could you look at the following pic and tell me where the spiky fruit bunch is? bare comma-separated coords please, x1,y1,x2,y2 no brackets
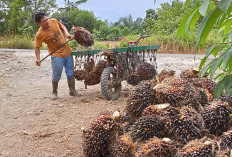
154,77,208,110
136,62,157,81
127,73,141,86
135,137,177,157
84,58,95,72
129,115,165,142
126,80,156,118
142,103,170,116
162,106,204,144
84,71,101,86
201,101,232,136
110,134,135,157
180,69,200,79
93,60,107,74
199,78,217,101
215,149,230,157
73,26,94,47
82,114,117,157
220,128,232,149
74,69,85,80
176,138,217,157
154,69,175,84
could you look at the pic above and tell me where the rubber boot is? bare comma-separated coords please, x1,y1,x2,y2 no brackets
67,77,80,96
52,81,58,100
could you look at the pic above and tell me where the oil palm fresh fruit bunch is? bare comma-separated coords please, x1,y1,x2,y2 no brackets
201,101,232,136
110,134,135,157
161,106,204,144
126,80,156,119
135,137,177,157
82,113,118,157
175,137,217,157
73,26,94,47
129,115,165,142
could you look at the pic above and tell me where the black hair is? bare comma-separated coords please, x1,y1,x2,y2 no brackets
35,12,47,23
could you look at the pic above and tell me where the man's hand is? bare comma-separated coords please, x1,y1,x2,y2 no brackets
36,60,41,66
67,34,74,40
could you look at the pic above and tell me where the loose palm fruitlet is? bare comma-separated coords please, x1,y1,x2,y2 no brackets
161,106,204,144
220,128,232,150
135,137,177,157
73,26,94,47
154,77,208,111
129,115,165,142
126,80,156,118
201,101,232,136
136,62,157,81
82,114,117,157
110,134,135,157
175,137,217,157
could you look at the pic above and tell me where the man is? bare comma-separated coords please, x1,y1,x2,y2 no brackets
34,12,80,100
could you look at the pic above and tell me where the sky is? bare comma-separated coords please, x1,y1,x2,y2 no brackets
56,0,180,22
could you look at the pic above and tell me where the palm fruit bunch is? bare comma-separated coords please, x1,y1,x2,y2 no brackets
126,80,156,119
84,71,101,86
74,69,85,80
93,60,107,74
126,72,141,86
135,137,177,157
84,60,107,86
201,101,232,136
220,128,232,150
154,77,208,111
82,113,117,157
154,69,175,84
73,26,94,47
110,134,135,157
112,110,133,133
84,58,95,73
180,69,200,79
161,106,204,144
215,149,231,157
142,103,170,117
129,115,165,142
136,62,157,81
175,137,217,157
199,78,217,101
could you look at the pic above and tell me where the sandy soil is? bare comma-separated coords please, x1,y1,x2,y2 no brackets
0,50,210,157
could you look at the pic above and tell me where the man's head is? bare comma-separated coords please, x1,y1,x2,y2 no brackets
35,12,49,29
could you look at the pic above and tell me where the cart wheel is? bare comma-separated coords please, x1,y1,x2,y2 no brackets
101,67,121,100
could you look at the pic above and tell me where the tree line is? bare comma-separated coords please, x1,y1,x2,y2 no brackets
0,0,203,41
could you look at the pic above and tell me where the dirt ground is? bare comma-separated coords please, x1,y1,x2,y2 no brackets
0,50,210,157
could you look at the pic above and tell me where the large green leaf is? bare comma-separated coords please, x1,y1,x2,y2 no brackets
209,58,221,79
196,7,223,51
219,0,232,14
177,8,199,38
215,74,232,98
186,9,201,33
199,45,221,70
199,0,209,16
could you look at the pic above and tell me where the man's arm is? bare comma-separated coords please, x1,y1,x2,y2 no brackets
35,46,41,66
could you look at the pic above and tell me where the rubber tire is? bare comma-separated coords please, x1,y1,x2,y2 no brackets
101,67,121,101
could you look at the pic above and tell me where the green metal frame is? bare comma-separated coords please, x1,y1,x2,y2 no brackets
71,45,160,56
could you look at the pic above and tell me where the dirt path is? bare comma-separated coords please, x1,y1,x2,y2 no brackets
0,50,210,157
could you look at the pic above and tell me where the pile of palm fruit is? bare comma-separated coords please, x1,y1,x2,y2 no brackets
82,69,232,157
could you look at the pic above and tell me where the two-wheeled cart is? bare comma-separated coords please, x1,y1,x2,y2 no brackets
72,35,160,100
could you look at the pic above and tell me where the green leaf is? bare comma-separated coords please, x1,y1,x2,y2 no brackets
209,58,221,79
199,0,210,16
199,45,221,70
215,76,226,98
177,8,199,38
199,62,211,78
222,49,232,68
186,9,201,34
219,0,232,14
224,19,232,35
196,7,223,52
